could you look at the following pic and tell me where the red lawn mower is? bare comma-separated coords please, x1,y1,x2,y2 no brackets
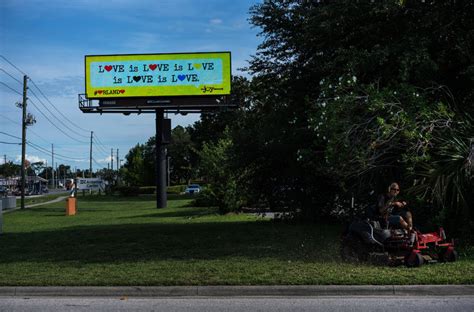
341,217,457,267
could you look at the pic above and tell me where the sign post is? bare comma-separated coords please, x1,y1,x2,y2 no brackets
156,109,167,208
79,52,234,209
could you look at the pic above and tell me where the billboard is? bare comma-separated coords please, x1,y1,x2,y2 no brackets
76,178,105,191
85,52,231,98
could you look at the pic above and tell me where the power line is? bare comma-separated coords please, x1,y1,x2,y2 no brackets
0,115,59,146
29,78,92,133
28,98,89,144
0,141,21,145
0,109,85,148
0,115,20,125
92,157,104,168
0,68,23,85
93,134,110,150
0,55,113,167
28,89,90,139
1,130,94,163
0,55,27,76
27,141,87,162
0,81,22,95
93,139,110,156
0,55,91,143
0,131,21,140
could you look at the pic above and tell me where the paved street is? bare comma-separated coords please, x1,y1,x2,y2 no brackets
0,296,473,312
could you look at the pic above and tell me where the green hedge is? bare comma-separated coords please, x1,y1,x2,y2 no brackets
115,186,140,197
167,185,186,194
134,185,187,195
139,186,156,194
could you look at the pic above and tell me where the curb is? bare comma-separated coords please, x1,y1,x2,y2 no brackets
0,285,473,297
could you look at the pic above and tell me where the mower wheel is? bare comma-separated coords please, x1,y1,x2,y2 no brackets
404,251,424,268
440,248,458,263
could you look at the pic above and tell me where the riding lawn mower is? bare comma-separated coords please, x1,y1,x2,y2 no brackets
341,216,457,267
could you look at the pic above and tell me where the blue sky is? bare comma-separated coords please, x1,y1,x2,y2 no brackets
0,0,261,170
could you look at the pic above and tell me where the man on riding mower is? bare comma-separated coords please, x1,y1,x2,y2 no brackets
377,182,413,232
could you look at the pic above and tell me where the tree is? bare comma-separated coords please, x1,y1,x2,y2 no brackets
123,144,146,186
244,0,474,226
167,126,193,184
0,161,20,177
197,131,243,213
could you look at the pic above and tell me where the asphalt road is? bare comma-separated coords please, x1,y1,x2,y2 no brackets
0,296,473,312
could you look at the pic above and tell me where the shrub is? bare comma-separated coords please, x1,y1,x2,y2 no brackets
139,186,155,194
167,185,186,194
115,186,140,197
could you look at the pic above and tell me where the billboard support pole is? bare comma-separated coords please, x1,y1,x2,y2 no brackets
156,109,167,209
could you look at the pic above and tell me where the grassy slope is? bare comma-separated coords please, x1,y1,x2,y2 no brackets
15,192,69,207
0,195,472,286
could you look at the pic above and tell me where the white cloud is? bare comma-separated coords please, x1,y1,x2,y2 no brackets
210,18,223,25
15,154,47,164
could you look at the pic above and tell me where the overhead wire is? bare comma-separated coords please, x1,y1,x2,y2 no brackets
0,81,22,95
28,98,89,144
1,55,91,144
1,115,60,146
93,134,112,153
0,68,23,85
1,55,116,170
93,139,111,156
0,55,27,76
92,157,105,168
0,131,79,160
28,88,90,139
29,78,92,133
0,141,21,145
27,141,87,162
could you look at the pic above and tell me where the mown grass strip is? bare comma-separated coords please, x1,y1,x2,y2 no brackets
1,195,473,286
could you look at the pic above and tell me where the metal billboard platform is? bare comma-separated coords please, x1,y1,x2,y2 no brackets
78,94,235,114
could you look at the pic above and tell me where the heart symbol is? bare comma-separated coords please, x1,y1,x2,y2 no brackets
104,65,112,72
193,63,201,69
98,90,103,94
119,89,125,94
178,75,186,81
133,76,141,82
149,64,157,71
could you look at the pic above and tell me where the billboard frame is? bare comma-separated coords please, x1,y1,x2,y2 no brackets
84,51,231,100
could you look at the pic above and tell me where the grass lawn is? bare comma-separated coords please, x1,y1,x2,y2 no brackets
0,194,473,286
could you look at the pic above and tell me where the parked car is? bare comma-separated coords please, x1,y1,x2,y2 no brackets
0,185,8,196
184,184,201,194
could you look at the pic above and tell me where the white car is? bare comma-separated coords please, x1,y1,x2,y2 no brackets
184,184,201,194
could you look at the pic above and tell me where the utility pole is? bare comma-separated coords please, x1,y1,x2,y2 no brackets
3,155,6,164
51,144,55,189
111,148,114,171
90,131,93,178
20,75,28,209
116,149,119,171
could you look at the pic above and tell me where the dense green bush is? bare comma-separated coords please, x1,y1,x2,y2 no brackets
115,186,140,197
139,186,156,194
167,185,186,194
